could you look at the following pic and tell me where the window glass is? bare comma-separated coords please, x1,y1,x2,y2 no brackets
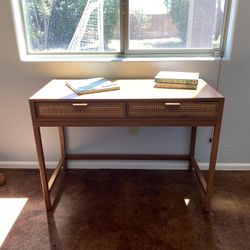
21,0,120,53
129,0,227,51
13,0,231,57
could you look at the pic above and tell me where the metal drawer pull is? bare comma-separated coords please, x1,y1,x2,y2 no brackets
164,103,181,106
72,103,88,107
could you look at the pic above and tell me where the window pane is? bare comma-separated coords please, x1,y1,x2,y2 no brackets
129,0,226,51
22,0,120,53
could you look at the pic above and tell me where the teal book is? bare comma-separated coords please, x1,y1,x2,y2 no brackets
65,78,120,95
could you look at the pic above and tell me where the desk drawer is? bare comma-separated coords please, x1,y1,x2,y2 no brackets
35,102,125,119
127,102,218,118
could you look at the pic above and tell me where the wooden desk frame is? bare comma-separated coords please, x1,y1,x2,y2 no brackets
29,79,224,212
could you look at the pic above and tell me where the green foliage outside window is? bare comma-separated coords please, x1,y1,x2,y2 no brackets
103,0,119,49
23,0,119,51
164,0,189,45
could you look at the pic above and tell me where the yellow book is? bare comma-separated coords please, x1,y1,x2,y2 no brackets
154,71,199,84
65,78,120,95
154,82,197,90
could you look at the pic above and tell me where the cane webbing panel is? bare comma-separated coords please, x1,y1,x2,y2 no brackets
128,102,217,117
36,102,125,118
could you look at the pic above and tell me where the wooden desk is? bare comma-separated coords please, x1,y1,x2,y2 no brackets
29,79,224,212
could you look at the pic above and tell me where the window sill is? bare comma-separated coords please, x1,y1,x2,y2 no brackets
19,54,218,63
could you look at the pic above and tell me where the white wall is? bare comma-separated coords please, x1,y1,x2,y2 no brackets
0,0,249,169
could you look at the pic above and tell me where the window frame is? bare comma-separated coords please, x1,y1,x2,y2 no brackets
11,0,232,61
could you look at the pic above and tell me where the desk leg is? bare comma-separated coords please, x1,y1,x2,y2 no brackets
189,126,197,171
204,124,222,212
59,127,67,169
33,125,51,210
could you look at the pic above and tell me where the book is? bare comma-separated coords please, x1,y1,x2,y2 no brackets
65,78,120,95
154,82,197,90
154,71,199,84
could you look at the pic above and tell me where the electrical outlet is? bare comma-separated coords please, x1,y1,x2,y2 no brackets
128,127,139,135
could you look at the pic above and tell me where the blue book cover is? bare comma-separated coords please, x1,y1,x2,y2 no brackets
65,78,120,95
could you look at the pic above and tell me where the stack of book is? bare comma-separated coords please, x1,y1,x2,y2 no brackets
154,71,199,90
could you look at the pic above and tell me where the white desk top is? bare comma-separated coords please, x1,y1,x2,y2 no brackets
30,79,224,101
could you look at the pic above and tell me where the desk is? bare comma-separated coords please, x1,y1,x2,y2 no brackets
29,79,224,212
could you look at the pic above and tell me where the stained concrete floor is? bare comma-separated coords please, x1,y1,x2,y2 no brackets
0,168,250,250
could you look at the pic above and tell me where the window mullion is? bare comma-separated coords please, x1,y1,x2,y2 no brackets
121,0,129,55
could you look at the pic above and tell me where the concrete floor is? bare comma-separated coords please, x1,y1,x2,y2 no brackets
0,169,249,250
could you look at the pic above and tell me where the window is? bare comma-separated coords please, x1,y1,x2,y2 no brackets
12,0,231,59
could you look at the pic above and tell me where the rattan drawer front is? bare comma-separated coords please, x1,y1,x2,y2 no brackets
35,102,125,118
128,102,218,118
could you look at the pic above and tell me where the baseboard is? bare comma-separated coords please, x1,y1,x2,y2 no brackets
0,161,250,171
